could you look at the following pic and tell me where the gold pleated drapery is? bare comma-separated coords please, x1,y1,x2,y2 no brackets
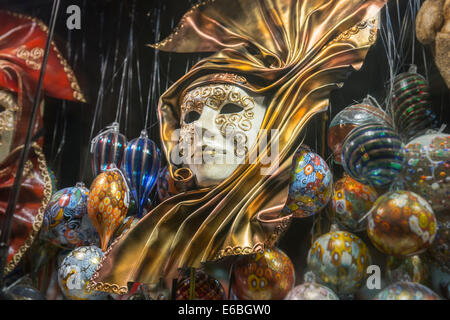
90,0,387,294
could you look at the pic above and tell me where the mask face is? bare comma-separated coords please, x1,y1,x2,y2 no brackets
0,90,19,163
179,80,267,187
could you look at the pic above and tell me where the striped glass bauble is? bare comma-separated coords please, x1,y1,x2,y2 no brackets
342,124,404,188
328,102,392,164
392,69,438,140
123,130,161,218
90,122,127,177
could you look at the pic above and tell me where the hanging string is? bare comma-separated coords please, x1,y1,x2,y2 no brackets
50,14,75,165
135,45,145,127
409,0,422,67
378,0,420,127
82,4,111,182
379,6,396,119
54,102,67,178
88,1,152,146
144,7,161,130
151,7,162,129
124,0,137,137
82,51,111,182
115,53,129,125
110,1,125,96
80,0,87,63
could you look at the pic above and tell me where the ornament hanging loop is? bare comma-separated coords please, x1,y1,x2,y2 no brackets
90,122,121,153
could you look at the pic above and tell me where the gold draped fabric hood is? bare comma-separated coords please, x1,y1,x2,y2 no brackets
90,0,387,294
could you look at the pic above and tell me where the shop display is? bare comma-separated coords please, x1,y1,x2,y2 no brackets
0,0,448,302
284,147,333,218
331,175,378,232
89,0,386,295
367,191,437,256
307,227,372,295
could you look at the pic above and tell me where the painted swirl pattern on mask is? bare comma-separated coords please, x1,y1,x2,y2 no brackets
180,81,257,161
180,83,256,136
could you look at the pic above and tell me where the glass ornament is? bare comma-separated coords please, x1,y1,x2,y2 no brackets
307,226,372,295
123,130,161,218
374,281,441,300
391,65,438,140
42,182,99,248
284,147,333,217
90,122,127,177
342,124,404,188
87,167,130,251
175,269,226,300
331,175,378,232
367,191,437,257
328,98,392,164
57,246,108,300
402,133,450,213
232,248,295,300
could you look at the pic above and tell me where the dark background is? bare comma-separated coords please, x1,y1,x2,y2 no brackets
1,0,449,296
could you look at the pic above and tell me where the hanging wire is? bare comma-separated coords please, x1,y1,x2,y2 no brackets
135,46,145,128
82,50,111,182
124,0,137,136
144,7,161,130
378,0,420,125
85,0,153,172
110,1,125,96
115,51,128,125
53,102,68,178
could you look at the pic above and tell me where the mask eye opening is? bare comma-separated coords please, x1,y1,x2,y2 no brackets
220,103,244,114
184,110,201,123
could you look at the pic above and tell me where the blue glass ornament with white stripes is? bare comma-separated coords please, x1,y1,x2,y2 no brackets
90,122,127,177
123,129,161,218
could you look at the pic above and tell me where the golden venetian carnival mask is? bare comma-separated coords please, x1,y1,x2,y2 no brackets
178,74,268,187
